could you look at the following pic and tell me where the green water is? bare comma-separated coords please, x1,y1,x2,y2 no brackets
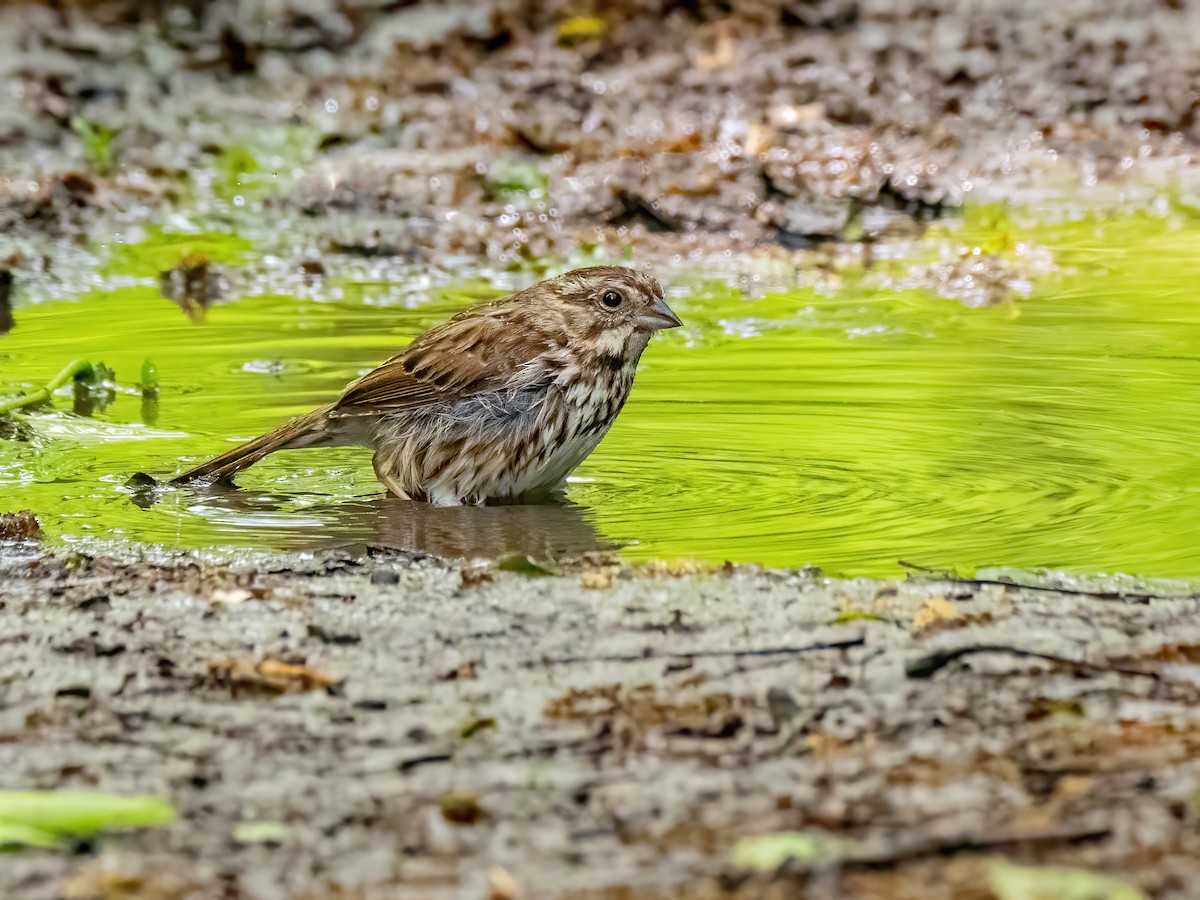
1,211,1198,576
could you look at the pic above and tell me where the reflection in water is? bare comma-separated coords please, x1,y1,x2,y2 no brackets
179,483,614,560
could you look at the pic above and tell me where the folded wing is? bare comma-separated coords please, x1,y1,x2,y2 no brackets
334,304,555,415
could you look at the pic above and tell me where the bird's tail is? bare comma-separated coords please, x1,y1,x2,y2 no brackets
172,404,337,484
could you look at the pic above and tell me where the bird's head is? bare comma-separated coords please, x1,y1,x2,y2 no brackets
520,266,681,359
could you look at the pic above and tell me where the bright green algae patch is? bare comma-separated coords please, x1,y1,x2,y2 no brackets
0,791,175,848
1,211,1198,576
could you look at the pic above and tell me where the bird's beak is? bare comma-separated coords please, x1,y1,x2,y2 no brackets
639,296,683,331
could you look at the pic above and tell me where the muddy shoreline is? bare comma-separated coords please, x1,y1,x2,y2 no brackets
2,0,1199,286
3,546,1200,897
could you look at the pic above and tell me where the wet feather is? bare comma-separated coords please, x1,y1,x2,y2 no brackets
175,266,679,505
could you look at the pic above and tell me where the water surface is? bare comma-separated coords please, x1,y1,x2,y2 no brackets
1,211,1198,576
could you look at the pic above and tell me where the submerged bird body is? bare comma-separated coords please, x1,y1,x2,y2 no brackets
174,267,680,505
365,340,642,505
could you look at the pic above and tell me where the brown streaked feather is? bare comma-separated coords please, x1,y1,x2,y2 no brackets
172,403,335,483
334,301,555,414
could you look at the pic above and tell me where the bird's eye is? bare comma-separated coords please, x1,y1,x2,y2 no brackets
601,290,623,309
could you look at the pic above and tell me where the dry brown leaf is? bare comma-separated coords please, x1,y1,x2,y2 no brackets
743,123,775,155
545,683,743,750
638,558,710,578
580,552,621,589
488,867,521,900
442,660,478,681
207,657,341,696
912,595,964,635
695,21,736,71
65,858,200,900
440,791,483,825
460,566,494,588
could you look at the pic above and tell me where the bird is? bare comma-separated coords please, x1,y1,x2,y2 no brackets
173,266,681,506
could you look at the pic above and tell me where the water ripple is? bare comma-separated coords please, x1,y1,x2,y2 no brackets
2,214,1200,576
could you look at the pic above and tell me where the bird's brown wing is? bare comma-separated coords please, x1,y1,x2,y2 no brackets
334,305,554,414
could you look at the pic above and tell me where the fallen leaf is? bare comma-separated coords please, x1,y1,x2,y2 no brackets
580,552,621,589
912,595,963,635
440,791,483,825
731,831,853,871
0,821,59,848
488,867,521,900
442,660,478,681
637,558,709,577
546,683,743,750
0,791,174,839
496,553,561,576
234,821,291,844
460,717,497,740
828,610,887,625
988,860,1144,900
558,15,607,42
579,570,612,589
744,123,775,155
65,858,199,899
209,588,251,605
306,623,361,646
207,657,341,696
460,566,494,588
696,21,736,71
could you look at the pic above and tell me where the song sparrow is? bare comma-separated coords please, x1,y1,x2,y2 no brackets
173,266,681,505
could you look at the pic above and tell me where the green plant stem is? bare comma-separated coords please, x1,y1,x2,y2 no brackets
0,359,94,416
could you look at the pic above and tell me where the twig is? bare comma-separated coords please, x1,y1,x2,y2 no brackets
897,560,1197,604
528,636,865,668
905,644,1161,680
397,751,454,772
842,825,1111,869
0,359,94,416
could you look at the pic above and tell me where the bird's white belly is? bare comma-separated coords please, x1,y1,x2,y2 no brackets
510,424,609,495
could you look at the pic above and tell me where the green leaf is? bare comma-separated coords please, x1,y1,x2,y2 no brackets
0,821,60,849
233,821,290,843
730,831,852,871
460,717,497,740
483,157,550,201
81,361,114,388
0,791,175,837
558,15,607,40
496,553,562,576
988,860,1145,900
828,610,886,625
140,358,159,392
69,115,116,174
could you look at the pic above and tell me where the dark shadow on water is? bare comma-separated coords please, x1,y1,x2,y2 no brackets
302,495,617,560
139,478,617,560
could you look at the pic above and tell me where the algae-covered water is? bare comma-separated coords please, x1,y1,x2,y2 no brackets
1,210,1198,576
